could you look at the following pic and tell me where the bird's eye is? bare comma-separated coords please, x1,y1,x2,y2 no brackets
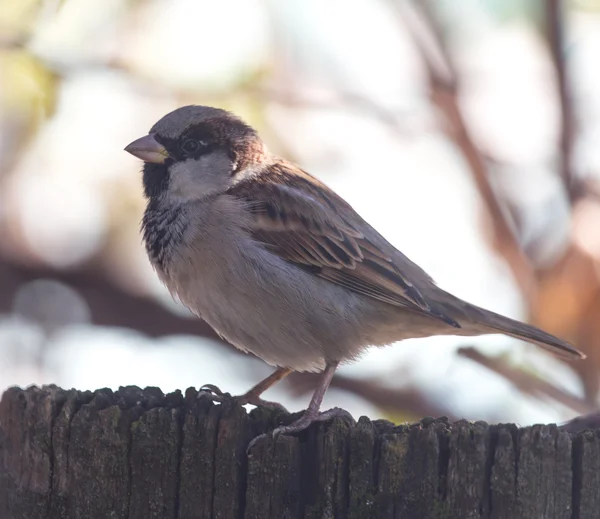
181,139,201,155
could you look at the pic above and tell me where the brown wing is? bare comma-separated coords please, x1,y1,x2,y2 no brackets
228,161,460,328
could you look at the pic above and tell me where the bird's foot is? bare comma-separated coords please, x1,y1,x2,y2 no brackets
199,384,288,412
199,384,229,403
272,407,354,437
247,407,354,453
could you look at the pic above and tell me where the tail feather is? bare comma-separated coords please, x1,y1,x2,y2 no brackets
457,300,585,360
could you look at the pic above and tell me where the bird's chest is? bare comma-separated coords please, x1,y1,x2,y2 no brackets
142,204,191,271
142,199,249,317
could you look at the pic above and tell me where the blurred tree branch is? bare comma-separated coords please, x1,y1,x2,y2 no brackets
392,0,536,297
0,256,221,341
545,0,579,202
254,87,415,138
396,0,600,405
458,346,593,414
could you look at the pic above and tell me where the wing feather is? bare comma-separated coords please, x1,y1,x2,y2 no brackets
229,161,460,328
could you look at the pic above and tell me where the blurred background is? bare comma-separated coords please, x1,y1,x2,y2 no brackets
1,0,600,426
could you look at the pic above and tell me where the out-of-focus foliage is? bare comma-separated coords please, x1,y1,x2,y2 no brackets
1,0,600,426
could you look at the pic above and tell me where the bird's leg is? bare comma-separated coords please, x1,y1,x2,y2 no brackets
247,362,354,452
271,361,353,436
236,367,292,411
200,367,292,412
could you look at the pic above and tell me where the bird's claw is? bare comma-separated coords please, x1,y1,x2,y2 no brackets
199,385,288,412
272,406,354,436
246,407,355,454
198,384,229,403
199,383,224,396
315,407,355,426
246,432,269,453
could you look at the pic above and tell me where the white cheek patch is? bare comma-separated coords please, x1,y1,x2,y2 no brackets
167,154,233,202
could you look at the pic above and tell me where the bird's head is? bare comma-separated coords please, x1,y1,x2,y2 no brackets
125,105,267,201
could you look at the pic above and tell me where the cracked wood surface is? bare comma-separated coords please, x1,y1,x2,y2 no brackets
0,386,598,519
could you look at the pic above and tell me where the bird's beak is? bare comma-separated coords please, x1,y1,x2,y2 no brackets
124,134,169,164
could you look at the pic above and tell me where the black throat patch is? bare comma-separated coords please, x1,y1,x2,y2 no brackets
142,162,171,199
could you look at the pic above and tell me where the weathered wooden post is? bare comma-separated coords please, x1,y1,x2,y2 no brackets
1,385,598,518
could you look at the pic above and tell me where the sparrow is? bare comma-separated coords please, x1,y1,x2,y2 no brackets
125,105,585,440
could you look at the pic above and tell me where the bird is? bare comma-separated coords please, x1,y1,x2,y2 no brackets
125,105,585,441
